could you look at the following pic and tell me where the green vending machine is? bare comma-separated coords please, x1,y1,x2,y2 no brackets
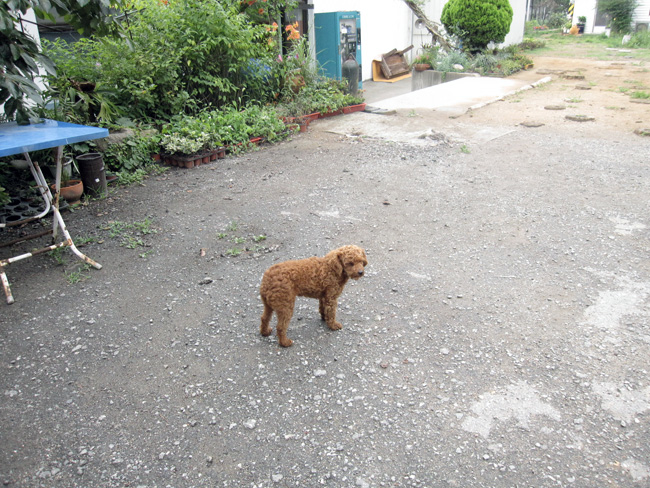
314,11,362,89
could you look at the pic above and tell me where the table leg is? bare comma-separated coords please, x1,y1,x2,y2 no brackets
51,147,63,240
1,149,102,304
0,264,15,304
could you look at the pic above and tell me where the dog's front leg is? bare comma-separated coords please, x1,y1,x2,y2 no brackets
321,296,342,330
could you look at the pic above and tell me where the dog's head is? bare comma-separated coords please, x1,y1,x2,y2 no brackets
334,245,368,280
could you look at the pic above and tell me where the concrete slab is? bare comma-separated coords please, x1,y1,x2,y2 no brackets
368,75,547,116
315,74,551,145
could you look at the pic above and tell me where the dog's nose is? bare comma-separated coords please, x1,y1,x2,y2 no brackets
358,270,364,276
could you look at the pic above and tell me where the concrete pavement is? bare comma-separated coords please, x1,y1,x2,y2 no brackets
314,72,550,145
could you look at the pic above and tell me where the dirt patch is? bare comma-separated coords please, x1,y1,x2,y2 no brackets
463,51,650,138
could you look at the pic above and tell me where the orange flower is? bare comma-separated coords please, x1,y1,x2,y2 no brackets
258,7,264,14
285,22,300,40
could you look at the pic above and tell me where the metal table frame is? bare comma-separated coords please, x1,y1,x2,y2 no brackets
0,119,109,304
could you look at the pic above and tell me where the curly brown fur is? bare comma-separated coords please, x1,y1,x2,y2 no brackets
260,245,368,347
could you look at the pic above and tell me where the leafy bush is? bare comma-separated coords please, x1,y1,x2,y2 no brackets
41,0,275,122
518,37,546,50
103,135,160,172
296,80,364,114
0,0,126,124
471,53,499,74
597,0,638,34
159,104,290,155
627,31,650,48
436,51,472,72
441,0,514,52
547,12,569,29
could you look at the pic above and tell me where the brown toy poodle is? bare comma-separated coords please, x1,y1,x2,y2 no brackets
260,245,368,347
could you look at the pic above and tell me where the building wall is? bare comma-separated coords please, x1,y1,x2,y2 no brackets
633,1,650,27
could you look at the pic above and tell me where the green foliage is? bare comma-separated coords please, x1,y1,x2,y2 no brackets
412,44,439,67
597,0,638,34
547,12,569,29
103,134,159,173
630,90,650,99
441,0,514,52
0,185,9,206
40,0,281,122
105,217,157,250
159,104,289,155
0,0,126,124
115,165,165,186
525,20,541,34
518,37,546,50
436,50,472,72
432,43,532,77
39,40,123,125
292,80,364,114
627,31,650,48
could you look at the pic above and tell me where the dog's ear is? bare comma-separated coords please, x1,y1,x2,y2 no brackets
325,249,344,275
336,249,345,274
361,249,368,266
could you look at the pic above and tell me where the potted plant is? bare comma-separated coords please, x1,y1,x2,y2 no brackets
412,53,432,71
577,16,586,34
159,132,211,168
50,159,83,205
31,147,83,205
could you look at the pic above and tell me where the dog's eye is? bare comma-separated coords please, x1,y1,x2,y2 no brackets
346,262,354,267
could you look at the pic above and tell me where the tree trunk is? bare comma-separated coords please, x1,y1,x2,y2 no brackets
402,0,452,51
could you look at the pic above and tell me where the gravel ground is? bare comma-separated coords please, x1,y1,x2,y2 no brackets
1,57,650,487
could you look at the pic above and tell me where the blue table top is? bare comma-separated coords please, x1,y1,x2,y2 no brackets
0,119,109,158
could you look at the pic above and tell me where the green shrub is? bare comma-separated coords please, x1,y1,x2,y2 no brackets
159,104,290,155
441,0,514,52
518,37,546,50
41,0,276,122
436,51,472,72
103,135,160,173
547,12,569,29
597,0,638,34
525,20,540,35
627,31,650,48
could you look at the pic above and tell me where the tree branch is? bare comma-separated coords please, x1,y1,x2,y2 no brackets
402,0,452,51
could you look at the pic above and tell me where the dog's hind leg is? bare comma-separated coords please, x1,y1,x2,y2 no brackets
260,299,273,337
319,297,326,320
275,308,294,348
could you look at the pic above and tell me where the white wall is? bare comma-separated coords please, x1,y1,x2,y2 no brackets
633,1,650,26
504,0,526,45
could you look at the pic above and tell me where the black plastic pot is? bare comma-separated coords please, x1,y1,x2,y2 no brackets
76,152,107,198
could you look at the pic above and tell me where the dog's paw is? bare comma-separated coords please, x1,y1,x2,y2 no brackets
328,321,343,331
279,338,294,347
260,326,272,337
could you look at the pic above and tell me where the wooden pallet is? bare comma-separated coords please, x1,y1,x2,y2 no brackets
380,45,413,79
